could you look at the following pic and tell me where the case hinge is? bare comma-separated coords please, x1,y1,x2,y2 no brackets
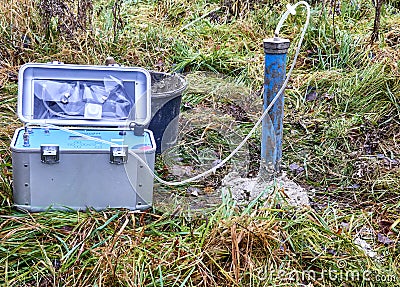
47,61,64,65
41,144,60,164
110,146,128,164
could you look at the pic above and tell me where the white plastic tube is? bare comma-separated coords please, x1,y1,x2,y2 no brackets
275,1,311,37
32,1,311,187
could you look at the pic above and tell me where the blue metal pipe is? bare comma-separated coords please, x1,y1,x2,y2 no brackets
261,37,290,176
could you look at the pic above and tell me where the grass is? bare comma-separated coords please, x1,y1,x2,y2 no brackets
0,192,398,286
1,0,400,286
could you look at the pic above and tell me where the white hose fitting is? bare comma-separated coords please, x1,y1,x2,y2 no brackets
275,1,311,37
287,4,296,15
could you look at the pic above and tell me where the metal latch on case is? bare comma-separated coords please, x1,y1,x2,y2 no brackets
110,146,128,164
40,144,60,164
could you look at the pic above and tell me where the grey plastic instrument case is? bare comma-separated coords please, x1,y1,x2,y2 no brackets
10,63,156,211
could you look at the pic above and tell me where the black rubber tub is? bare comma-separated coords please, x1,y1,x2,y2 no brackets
147,71,187,154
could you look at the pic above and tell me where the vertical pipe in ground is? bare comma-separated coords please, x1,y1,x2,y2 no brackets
260,37,290,178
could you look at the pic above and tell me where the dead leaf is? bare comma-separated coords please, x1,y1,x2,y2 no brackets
346,184,361,190
204,186,214,193
377,233,393,245
289,163,304,174
170,165,193,177
187,187,201,197
322,93,335,100
306,91,318,101
305,86,318,101
379,220,393,234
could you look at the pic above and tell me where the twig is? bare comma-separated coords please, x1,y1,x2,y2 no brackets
371,0,384,44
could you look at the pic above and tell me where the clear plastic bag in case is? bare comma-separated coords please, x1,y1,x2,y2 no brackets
33,75,134,120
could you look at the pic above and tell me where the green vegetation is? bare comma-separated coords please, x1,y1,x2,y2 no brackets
1,0,399,286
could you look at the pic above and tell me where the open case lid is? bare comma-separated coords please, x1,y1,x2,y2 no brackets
17,63,151,128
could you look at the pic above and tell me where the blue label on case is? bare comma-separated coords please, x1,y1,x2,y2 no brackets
14,128,153,151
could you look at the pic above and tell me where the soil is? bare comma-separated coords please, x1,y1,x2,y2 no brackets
220,171,310,206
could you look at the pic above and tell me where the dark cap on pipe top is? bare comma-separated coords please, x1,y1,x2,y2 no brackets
263,37,290,54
